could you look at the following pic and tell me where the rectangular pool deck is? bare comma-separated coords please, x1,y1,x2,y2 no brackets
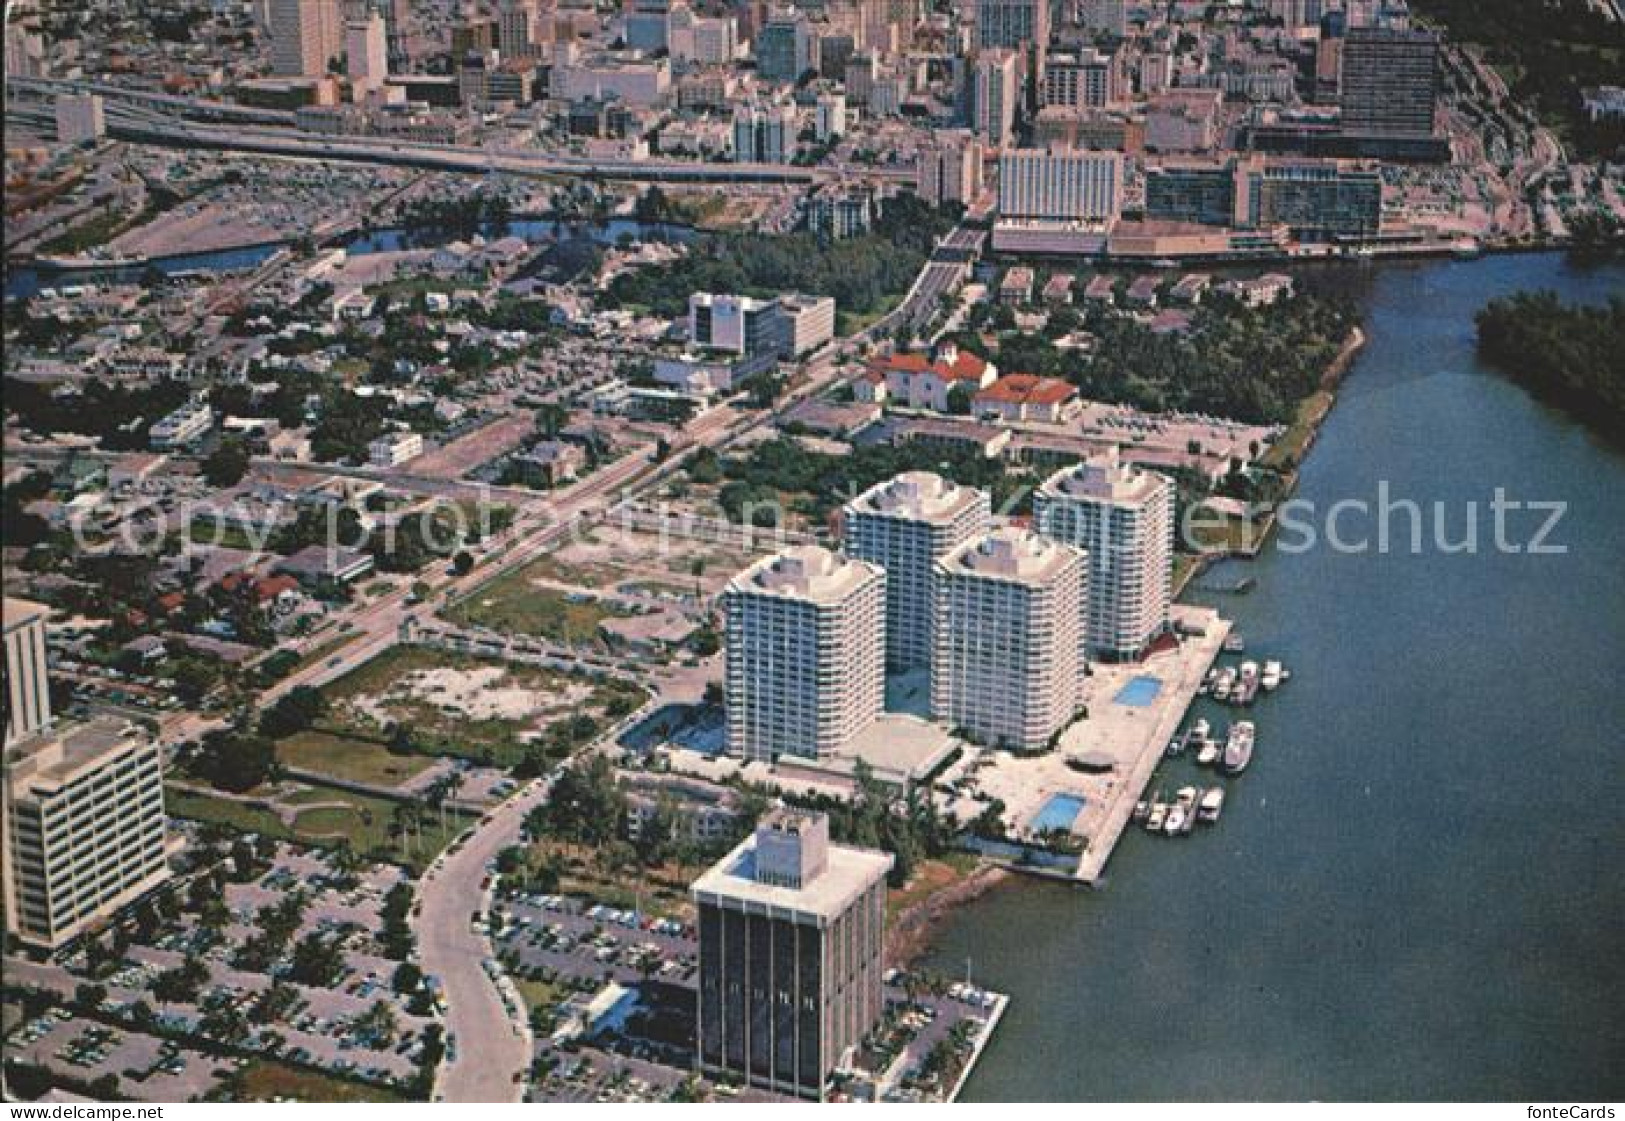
956,604,1230,887
1072,606,1231,884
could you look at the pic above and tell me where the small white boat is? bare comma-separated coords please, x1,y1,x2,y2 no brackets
1198,787,1225,823
1196,739,1221,766
1186,718,1211,747
1163,805,1188,835
1132,800,1150,822
1261,660,1284,691
1224,635,1246,653
1212,667,1237,701
1146,803,1168,831
1166,737,1183,757
1175,786,1198,810
1220,720,1256,775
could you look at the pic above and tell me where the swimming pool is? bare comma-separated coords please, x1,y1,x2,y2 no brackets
1113,675,1163,707
1030,793,1086,833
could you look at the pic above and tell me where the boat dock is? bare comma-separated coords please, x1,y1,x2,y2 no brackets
1071,608,1232,885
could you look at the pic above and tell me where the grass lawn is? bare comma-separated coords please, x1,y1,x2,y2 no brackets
168,782,471,872
364,275,461,302
886,853,978,928
1261,389,1334,470
39,208,133,256
166,787,288,839
512,975,569,1018
837,292,904,338
232,1059,411,1103
523,840,696,921
188,516,275,553
277,728,433,789
442,569,632,645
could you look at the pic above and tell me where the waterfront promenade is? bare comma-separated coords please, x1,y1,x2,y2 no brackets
1073,607,1231,883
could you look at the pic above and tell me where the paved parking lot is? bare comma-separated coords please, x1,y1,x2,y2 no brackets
491,891,1003,1103
8,1010,235,1101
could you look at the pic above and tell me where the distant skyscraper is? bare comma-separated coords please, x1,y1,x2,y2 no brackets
916,128,984,206
4,598,52,747
971,48,1019,146
693,808,892,1100
270,0,343,76
345,12,388,94
732,100,798,162
1041,48,1121,108
975,0,1047,53
932,527,1088,751
498,0,546,58
723,546,885,762
1340,26,1439,138
385,0,412,68
756,12,812,81
844,473,991,672
1075,0,1124,36
1035,447,1174,660
998,146,1122,221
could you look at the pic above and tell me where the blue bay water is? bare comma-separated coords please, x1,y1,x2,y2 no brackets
926,252,1625,1101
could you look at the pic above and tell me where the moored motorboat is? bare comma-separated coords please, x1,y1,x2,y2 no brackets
1196,738,1220,766
1220,720,1256,774
1163,804,1187,835
1198,787,1225,823
1146,802,1168,831
1262,659,1283,691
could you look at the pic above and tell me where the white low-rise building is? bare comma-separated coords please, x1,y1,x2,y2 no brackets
368,430,424,468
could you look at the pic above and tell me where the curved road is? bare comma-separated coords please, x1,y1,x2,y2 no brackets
415,777,553,1101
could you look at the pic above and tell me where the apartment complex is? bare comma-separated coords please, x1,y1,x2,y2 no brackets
969,49,1019,147
1034,448,1174,661
1340,27,1439,139
1145,155,1383,242
693,808,892,1100
915,129,984,206
843,473,991,673
932,527,1087,751
732,100,798,162
723,547,885,762
998,147,1123,222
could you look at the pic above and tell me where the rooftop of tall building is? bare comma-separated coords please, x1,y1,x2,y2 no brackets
939,525,1082,586
1038,445,1169,505
846,471,986,524
727,545,881,605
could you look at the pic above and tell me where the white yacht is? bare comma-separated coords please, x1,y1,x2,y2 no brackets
1221,720,1256,775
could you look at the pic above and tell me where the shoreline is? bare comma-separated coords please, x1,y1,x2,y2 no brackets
908,319,1369,956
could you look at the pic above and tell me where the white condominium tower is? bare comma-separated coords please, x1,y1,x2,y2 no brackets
723,546,885,763
932,527,1088,752
1035,447,1174,661
844,472,990,673
4,597,52,746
